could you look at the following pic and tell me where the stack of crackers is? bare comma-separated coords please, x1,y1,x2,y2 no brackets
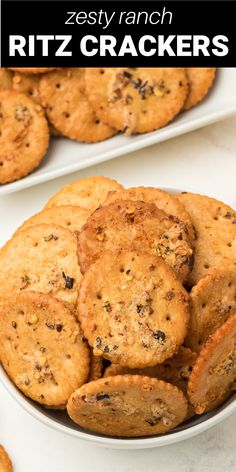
0,176,236,438
0,67,216,184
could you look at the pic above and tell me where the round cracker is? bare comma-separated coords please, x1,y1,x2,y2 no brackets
104,186,195,244
45,176,124,212
178,193,236,286
39,68,116,143
85,68,188,134
8,68,60,74
0,89,49,184
67,375,188,437
78,200,193,283
188,312,236,414
78,251,189,368
0,69,13,90
17,205,91,234
184,68,216,110
0,224,81,304
0,446,13,472
104,347,196,419
0,292,89,407
186,264,236,353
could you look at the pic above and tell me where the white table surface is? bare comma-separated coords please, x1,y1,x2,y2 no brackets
1,116,236,471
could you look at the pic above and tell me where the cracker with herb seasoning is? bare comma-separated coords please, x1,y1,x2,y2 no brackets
186,264,236,353
0,223,81,304
184,68,216,110
78,251,189,368
78,200,193,283
103,186,195,244
0,445,13,472
16,205,91,234
0,291,89,407
178,193,236,286
39,68,116,143
188,312,236,414
45,176,124,212
85,68,188,134
67,375,188,437
104,347,197,419
0,89,49,184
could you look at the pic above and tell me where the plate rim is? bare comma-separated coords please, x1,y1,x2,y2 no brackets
1,100,236,196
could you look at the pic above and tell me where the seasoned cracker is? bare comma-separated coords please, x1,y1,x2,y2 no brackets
45,176,124,212
0,446,13,472
0,69,13,90
85,68,188,134
88,350,103,381
17,205,91,234
0,224,81,304
78,251,189,368
0,292,89,407
188,312,236,414
0,90,49,184
184,68,216,110
104,186,195,244
39,68,116,143
178,193,236,285
67,375,188,437
78,200,193,282
186,264,236,353
104,347,196,419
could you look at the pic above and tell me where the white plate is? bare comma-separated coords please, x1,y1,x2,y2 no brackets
1,185,236,449
1,68,236,196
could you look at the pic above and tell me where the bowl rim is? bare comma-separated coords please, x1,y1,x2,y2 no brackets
1,184,235,449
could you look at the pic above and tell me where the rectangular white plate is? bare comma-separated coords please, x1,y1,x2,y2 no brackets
1,67,236,196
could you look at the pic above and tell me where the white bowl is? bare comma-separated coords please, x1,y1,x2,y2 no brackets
1,186,236,449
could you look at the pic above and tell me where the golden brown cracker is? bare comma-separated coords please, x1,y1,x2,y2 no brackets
78,200,193,283
0,224,81,304
78,251,189,368
67,375,188,437
104,186,195,244
39,68,116,142
188,312,236,414
0,89,49,184
0,292,89,407
186,264,236,352
178,193,236,286
85,68,188,134
45,176,124,212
